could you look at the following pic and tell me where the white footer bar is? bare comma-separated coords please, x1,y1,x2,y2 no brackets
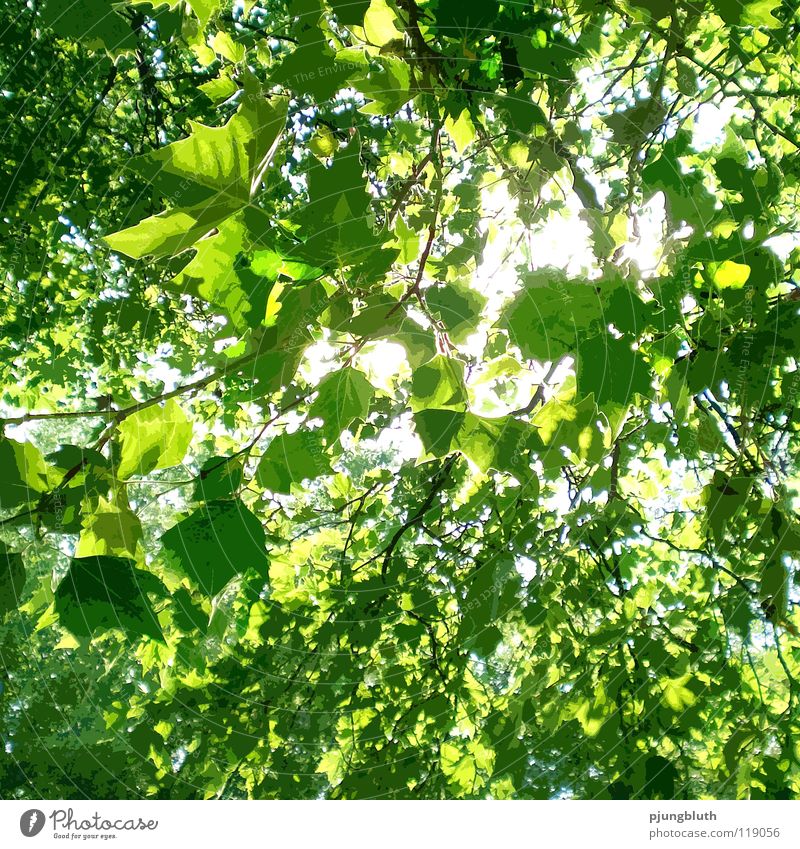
2,800,797,848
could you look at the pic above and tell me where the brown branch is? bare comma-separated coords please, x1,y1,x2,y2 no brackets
657,615,700,654
3,352,259,428
394,0,447,86
387,150,433,224
608,439,621,502
387,120,443,315
406,610,449,684
218,13,298,43
65,63,118,160
509,358,563,416
639,529,757,596
380,454,457,581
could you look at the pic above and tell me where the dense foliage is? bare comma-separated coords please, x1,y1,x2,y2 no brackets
2,0,800,800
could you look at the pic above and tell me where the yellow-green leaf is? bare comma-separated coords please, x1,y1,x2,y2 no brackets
117,399,192,479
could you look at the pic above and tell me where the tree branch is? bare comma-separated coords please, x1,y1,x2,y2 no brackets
380,454,457,581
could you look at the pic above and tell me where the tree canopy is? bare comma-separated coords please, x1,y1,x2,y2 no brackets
2,0,800,800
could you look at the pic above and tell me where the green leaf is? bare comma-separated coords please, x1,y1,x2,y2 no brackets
363,0,403,46
344,292,405,338
54,556,164,640
309,367,374,438
445,109,476,155
171,215,272,330
410,355,468,412
576,334,652,408
198,71,239,104
433,0,500,34
171,586,209,633
426,280,486,343
661,673,698,711
712,0,782,26
210,30,245,64
454,413,502,472
140,76,286,201
724,727,756,776
106,81,287,259
675,59,698,96
256,431,332,493
193,456,243,502
710,260,751,290
308,125,339,159
0,437,52,509
741,0,783,26
0,542,26,617
532,393,603,464
642,133,717,228
413,409,465,456
702,472,752,543
117,399,192,480
188,0,222,27
105,201,242,261
287,136,383,267
500,270,605,361
511,29,581,80
644,755,678,799
271,29,354,101
576,686,610,736
356,56,412,116
75,497,143,558
458,557,520,655
392,216,422,265
440,741,478,791
603,98,666,148
329,0,370,24
628,0,674,20
760,559,789,623
160,499,269,597
41,0,138,56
